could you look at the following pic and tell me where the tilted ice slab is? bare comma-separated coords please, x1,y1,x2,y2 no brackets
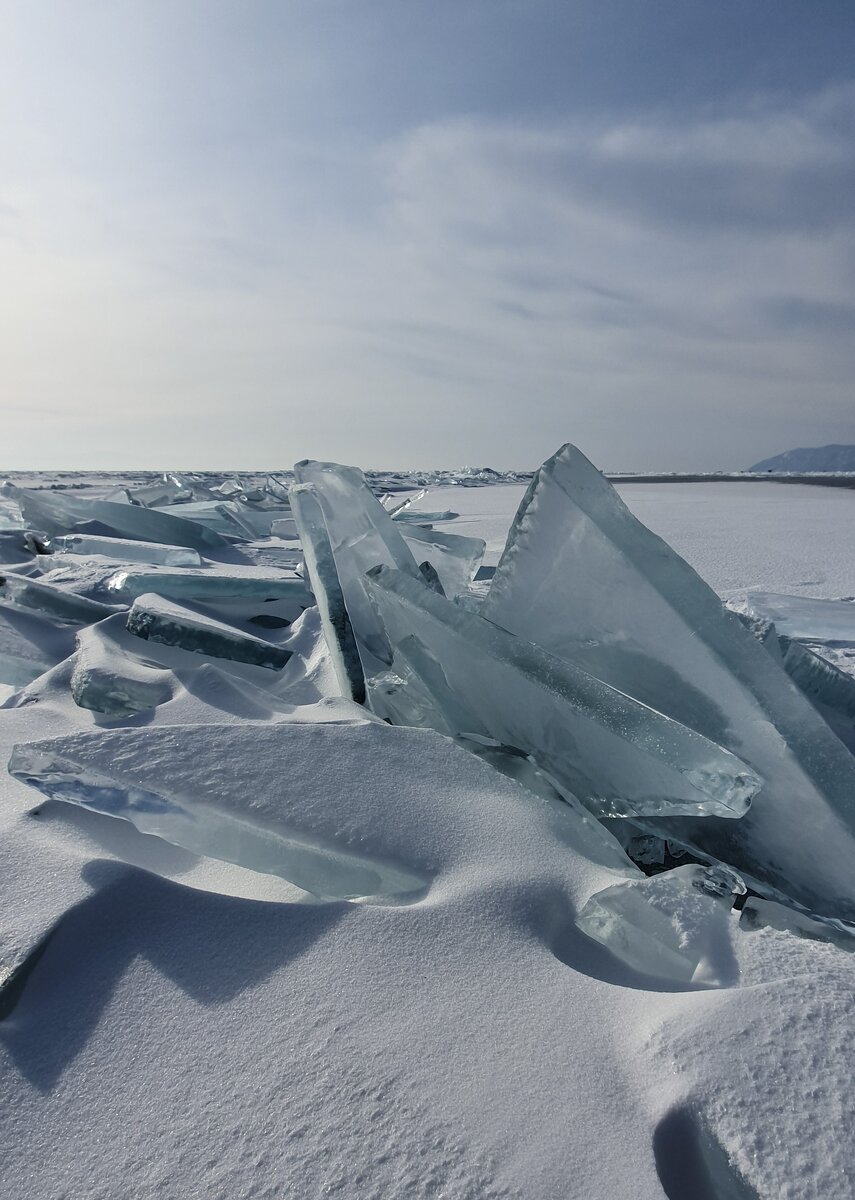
366,566,759,820
72,616,176,717
127,594,292,671
290,485,365,703
8,724,434,900
12,486,228,552
50,534,203,567
481,444,855,918
737,591,855,645
0,601,77,689
0,570,124,625
576,864,744,987
292,461,423,672
401,526,486,599
104,566,310,605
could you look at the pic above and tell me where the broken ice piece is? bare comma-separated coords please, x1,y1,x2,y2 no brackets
366,565,760,820
8,723,431,900
0,571,124,625
401,525,485,599
739,591,855,645
290,484,365,703
576,865,740,986
291,460,422,672
51,534,203,567
127,594,291,670
71,616,176,716
105,567,310,605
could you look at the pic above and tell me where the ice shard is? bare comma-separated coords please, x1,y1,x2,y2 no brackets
8,724,431,900
71,617,175,716
401,526,485,599
0,571,124,625
291,461,422,672
50,534,203,567
104,566,310,605
576,864,744,987
127,594,292,670
480,443,855,919
365,566,759,819
738,592,855,645
289,485,365,703
0,602,76,688
12,487,229,551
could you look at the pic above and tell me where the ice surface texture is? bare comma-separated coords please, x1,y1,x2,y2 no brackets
480,444,855,918
366,565,760,820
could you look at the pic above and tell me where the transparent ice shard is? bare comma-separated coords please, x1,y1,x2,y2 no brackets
12,486,228,551
50,534,203,567
576,864,744,986
291,461,422,672
391,509,460,524
270,517,298,538
290,485,365,703
779,640,855,752
385,488,427,517
72,618,175,716
738,592,855,645
8,724,430,900
127,594,292,670
401,526,485,599
481,443,855,918
0,571,123,625
739,895,855,951
365,566,759,819
104,567,310,605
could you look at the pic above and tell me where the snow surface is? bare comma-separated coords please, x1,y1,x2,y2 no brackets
1,475,854,1199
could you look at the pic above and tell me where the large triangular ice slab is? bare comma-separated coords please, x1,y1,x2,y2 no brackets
365,565,759,820
481,443,855,917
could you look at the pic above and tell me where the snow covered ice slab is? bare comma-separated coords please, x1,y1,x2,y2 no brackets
576,864,744,987
50,534,202,567
481,444,855,919
12,486,229,552
0,602,76,688
127,594,291,671
291,461,422,672
104,566,310,605
0,571,123,625
366,566,759,819
290,485,365,702
738,591,855,644
8,724,433,900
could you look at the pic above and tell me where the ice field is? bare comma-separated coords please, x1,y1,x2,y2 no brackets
1,456,855,1199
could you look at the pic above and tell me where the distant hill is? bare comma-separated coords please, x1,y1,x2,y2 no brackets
750,444,855,473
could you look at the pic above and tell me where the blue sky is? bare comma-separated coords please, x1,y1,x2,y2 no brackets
1,1,854,469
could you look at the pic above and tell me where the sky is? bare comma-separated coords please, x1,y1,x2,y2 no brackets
1,0,854,471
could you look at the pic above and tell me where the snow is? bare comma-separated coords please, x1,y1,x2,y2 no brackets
1,465,854,1198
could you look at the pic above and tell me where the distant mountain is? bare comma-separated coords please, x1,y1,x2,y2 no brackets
749,444,855,473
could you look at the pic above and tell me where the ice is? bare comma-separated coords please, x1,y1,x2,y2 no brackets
739,894,855,951
11,486,229,551
0,571,123,625
481,444,855,918
391,508,460,524
401,526,486,598
127,594,292,670
0,602,76,688
104,566,310,605
8,724,431,900
71,617,176,716
365,565,759,819
576,864,743,986
738,591,855,644
291,460,422,671
290,485,365,703
50,534,203,567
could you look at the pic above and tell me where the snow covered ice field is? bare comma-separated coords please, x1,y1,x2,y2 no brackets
1,458,855,1199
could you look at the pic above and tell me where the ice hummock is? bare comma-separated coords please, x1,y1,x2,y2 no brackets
365,564,760,820
479,444,855,918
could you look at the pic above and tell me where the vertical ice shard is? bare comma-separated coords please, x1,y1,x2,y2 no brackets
576,864,744,987
289,484,365,703
12,486,229,551
480,443,855,918
292,461,422,672
365,565,759,819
